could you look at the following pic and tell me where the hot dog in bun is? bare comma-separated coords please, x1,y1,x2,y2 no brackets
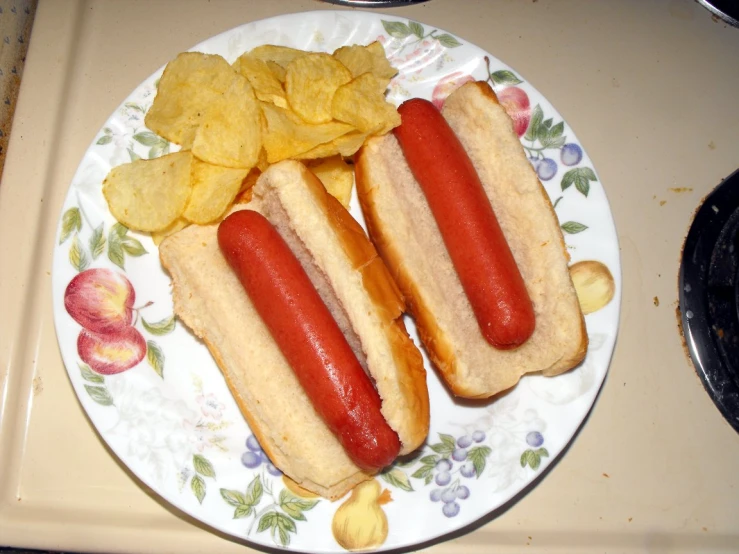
159,160,429,499
355,81,588,398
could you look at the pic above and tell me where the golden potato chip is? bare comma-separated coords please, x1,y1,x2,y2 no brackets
256,147,270,172
180,134,194,151
102,152,192,233
332,72,401,134
233,53,288,108
145,53,237,146
183,158,249,224
234,167,261,204
151,217,189,246
191,75,262,168
334,131,369,157
332,44,373,78
285,53,352,124
260,101,353,162
332,41,398,81
296,131,370,160
248,45,306,69
234,187,254,205
266,60,287,83
308,155,354,208
240,167,261,193
293,141,340,161
365,41,399,79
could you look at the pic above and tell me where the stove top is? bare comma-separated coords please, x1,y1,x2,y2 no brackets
679,168,739,433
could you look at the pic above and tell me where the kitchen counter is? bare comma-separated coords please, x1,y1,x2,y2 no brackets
1,1,738,552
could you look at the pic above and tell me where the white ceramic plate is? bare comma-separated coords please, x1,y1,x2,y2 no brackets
51,10,620,553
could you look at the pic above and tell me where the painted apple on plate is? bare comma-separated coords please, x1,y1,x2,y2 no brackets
497,86,531,137
64,268,146,375
64,268,135,334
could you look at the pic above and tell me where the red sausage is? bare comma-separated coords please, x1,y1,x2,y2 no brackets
217,210,400,471
394,98,535,349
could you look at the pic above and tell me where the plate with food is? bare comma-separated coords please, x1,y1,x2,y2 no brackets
51,9,620,553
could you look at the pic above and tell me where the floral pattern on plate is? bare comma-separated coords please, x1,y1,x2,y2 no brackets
51,10,620,553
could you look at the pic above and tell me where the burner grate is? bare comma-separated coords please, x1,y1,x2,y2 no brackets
680,168,739,433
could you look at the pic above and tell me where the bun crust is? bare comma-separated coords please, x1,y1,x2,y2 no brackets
249,161,429,455
355,81,587,398
159,160,428,499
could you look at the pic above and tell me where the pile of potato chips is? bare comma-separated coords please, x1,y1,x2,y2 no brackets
102,42,399,242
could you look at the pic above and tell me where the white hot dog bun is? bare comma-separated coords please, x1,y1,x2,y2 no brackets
159,160,429,499
354,81,588,399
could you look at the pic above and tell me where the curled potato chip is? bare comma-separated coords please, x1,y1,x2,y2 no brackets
286,53,352,124
266,60,287,83
256,147,270,172
365,41,399,79
261,101,353,162
234,167,261,204
240,167,262,193
332,44,374,79
183,158,249,224
233,53,288,108
248,45,306,69
308,155,354,208
235,187,254,205
296,135,368,160
332,72,400,134
191,75,262,168
293,141,340,161
332,41,398,80
334,131,369,157
102,152,193,233
296,131,370,160
151,217,189,246
145,53,236,146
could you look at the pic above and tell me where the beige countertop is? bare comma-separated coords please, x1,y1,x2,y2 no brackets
1,1,738,552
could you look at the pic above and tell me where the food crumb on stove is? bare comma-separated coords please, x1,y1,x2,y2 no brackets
602,472,610,478
653,296,660,307
628,517,633,522
660,200,666,206
32,376,43,396
668,187,693,193
708,141,716,150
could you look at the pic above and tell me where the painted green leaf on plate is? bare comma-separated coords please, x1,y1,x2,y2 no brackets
59,207,82,244
193,454,216,478
142,315,176,336
84,384,113,406
191,474,206,504
146,340,164,378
